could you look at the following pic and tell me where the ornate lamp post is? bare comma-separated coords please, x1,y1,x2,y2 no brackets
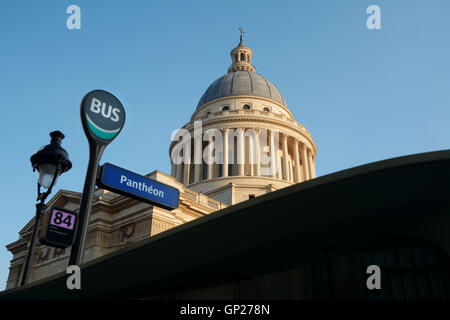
20,131,72,286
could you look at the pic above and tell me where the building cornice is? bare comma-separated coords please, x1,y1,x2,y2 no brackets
187,175,295,190
193,95,295,120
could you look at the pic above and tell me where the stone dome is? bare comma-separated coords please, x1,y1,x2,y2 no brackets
197,71,286,109
170,31,318,206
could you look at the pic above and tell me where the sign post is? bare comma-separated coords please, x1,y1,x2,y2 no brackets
69,90,125,266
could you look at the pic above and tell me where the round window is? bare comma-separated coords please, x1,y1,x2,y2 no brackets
222,106,230,111
263,107,270,112
243,105,251,110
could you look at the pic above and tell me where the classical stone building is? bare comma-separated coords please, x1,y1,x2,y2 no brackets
170,33,316,204
5,33,317,289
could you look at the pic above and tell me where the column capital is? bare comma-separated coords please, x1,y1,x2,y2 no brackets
301,142,307,151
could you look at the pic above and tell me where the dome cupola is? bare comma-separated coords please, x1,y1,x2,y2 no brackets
197,28,286,109
227,27,255,73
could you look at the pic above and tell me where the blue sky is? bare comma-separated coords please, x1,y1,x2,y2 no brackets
1,0,449,290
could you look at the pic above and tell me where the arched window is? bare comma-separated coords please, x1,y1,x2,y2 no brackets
240,53,245,61
222,106,230,111
243,105,251,110
263,107,270,112
234,53,238,62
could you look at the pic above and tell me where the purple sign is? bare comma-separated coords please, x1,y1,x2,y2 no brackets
40,206,78,249
50,209,75,230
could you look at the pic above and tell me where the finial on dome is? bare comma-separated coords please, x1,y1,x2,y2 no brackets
239,26,245,46
228,28,256,73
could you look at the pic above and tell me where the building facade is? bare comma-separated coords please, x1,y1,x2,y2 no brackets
5,172,227,290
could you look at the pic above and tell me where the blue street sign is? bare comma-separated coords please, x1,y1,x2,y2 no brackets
97,163,180,210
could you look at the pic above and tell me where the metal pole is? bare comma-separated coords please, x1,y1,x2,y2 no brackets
68,143,105,266
20,202,46,286
21,167,60,286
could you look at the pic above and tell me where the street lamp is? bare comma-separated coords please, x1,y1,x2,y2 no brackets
20,131,72,286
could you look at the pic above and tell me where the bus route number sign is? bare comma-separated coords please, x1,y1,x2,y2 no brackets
39,207,78,249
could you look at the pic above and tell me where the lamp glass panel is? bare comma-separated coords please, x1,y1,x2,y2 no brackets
38,163,58,189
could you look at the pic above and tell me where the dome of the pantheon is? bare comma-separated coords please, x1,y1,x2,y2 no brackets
170,30,317,206
197,70,286,109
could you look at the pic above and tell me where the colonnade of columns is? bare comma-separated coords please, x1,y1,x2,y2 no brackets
172,128,316,186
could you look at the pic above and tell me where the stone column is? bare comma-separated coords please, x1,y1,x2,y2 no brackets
277,143,282,180
270,130,277,178
175,163,183,183
293,139,301,183
311,155,316,178
193,132,202,183
193,163,201,182
170,162,176,177
238,128,245,176
182,140,191,185
301,143,310,181
223,128,229,177
308,150,314,179
249,133,254,176
282,133,289,180
255,128,261,176
183,162,190,185
207,135,213,179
